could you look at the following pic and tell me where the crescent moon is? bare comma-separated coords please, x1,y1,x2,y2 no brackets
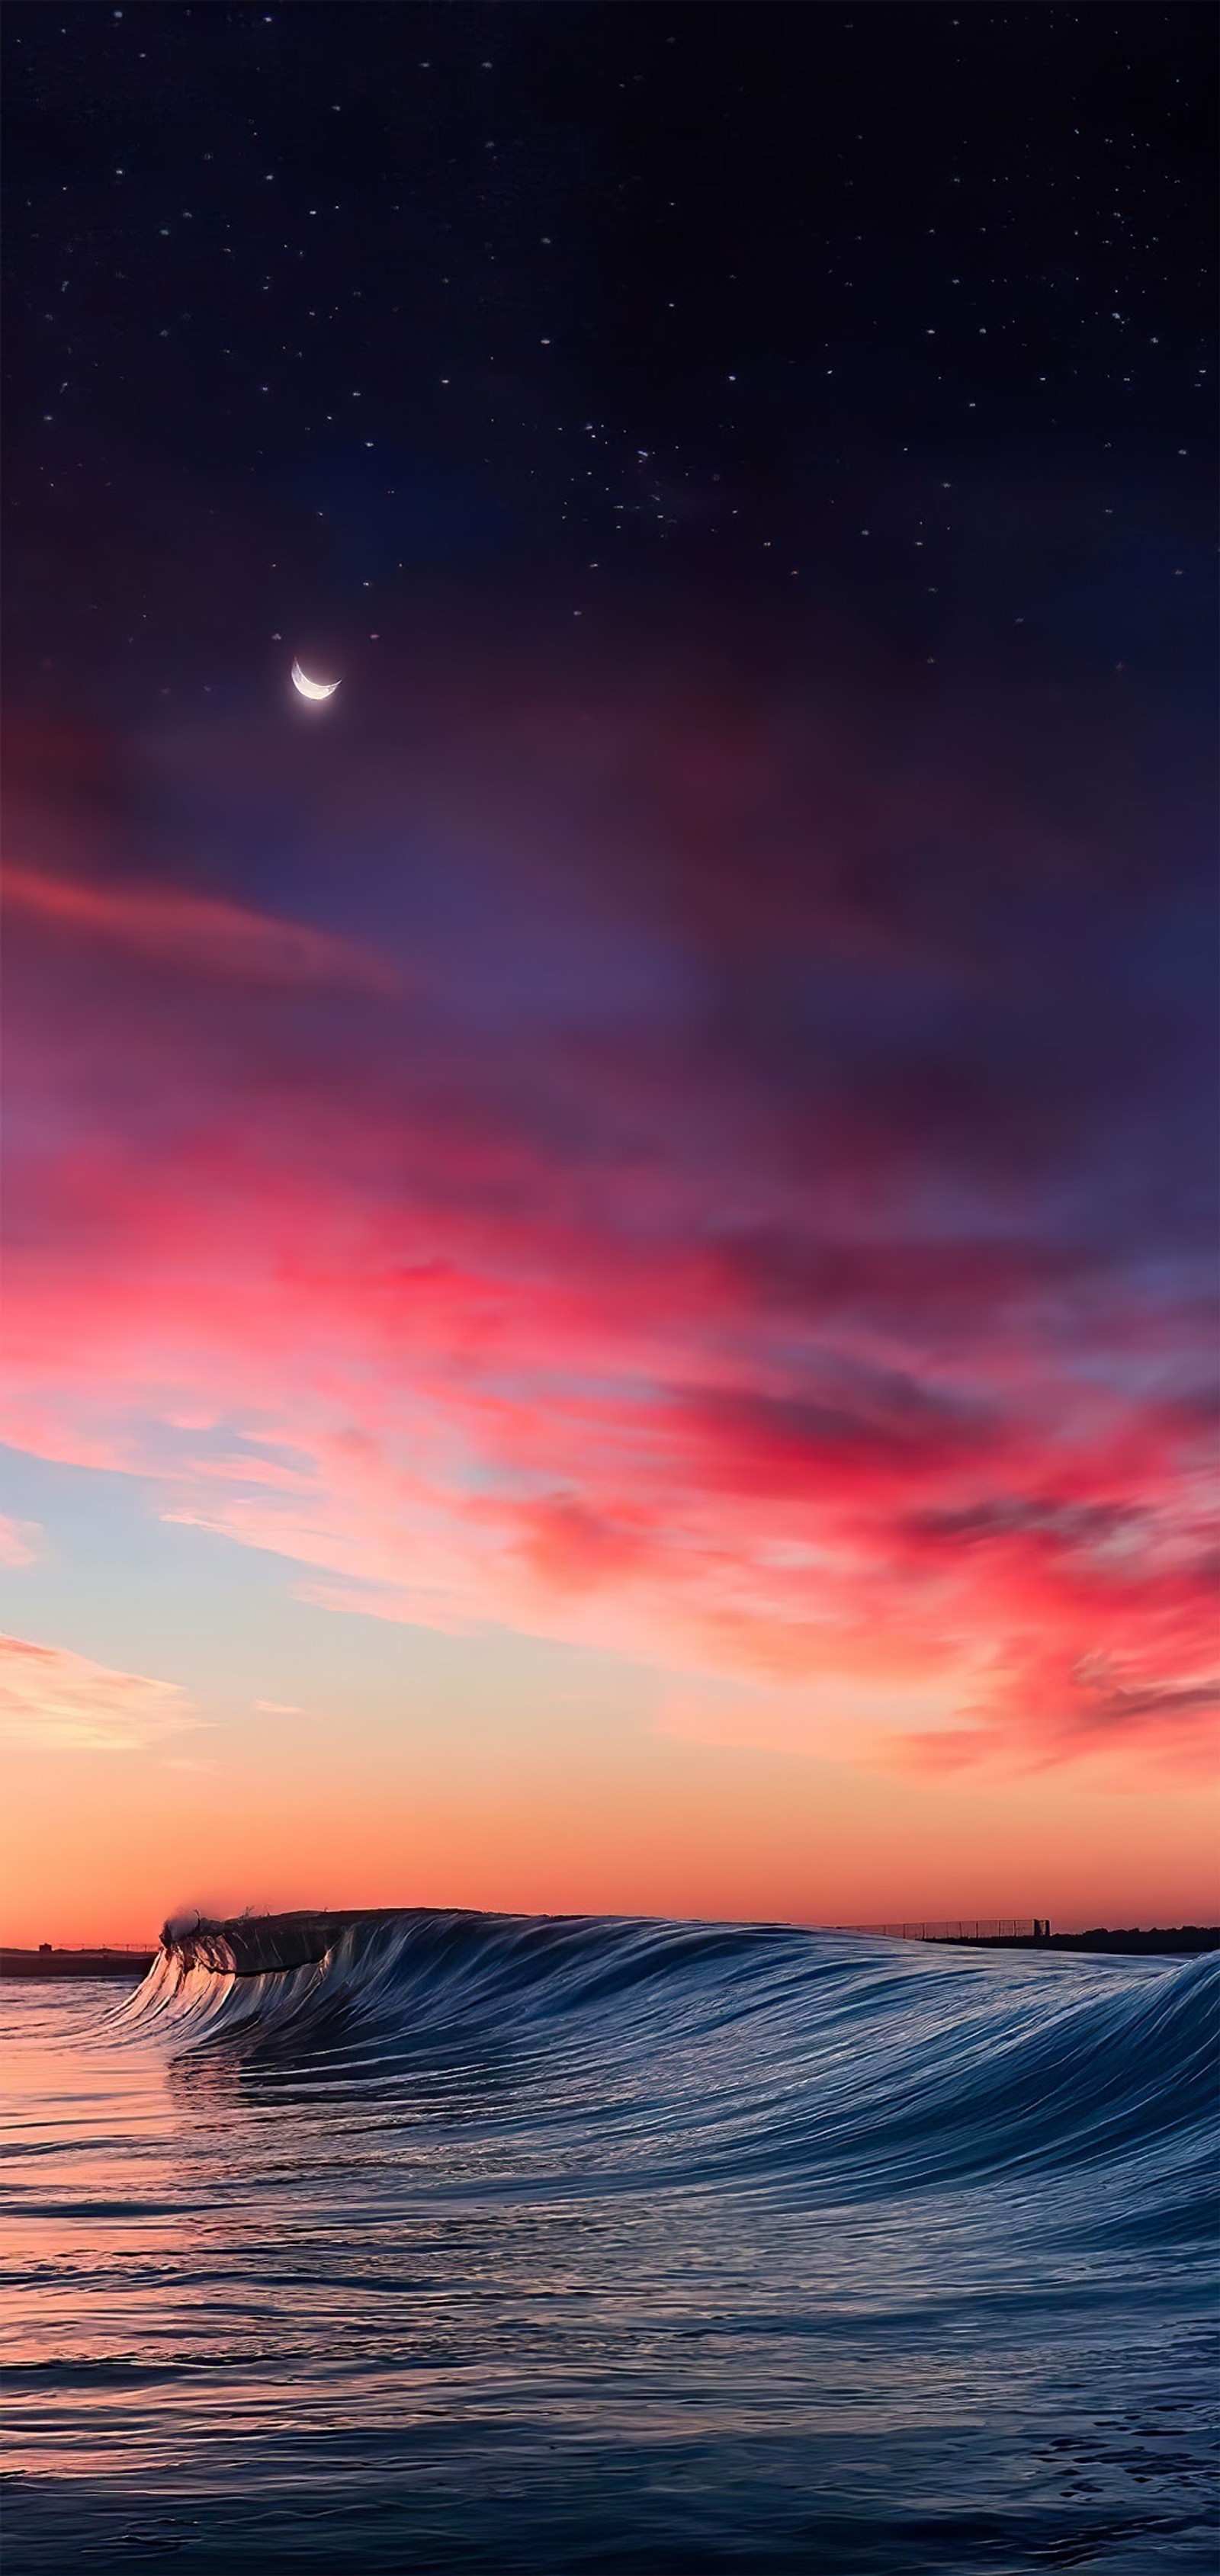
291,659,341,702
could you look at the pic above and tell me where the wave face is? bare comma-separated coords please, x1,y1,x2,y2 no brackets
131,1907,1218,2207
6,1914,1217,2575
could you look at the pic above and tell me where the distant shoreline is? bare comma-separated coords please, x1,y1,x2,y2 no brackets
1,1949,156,1979
2,1920,1217,1979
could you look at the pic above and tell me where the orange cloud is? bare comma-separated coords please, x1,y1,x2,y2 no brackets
0,1632,196,1753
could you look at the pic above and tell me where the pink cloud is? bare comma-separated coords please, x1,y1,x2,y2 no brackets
3,1064,1210,1775
0,1516,41,1570
4,864,398,994
3,686,1213,1785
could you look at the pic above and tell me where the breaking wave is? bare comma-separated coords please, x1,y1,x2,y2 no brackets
116,1907,1217,2216
11,1907,1216,2575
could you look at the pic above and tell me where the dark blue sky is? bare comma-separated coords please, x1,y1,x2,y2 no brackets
5,3,1214,690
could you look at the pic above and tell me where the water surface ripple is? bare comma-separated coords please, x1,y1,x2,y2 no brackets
3,1911,1215,2571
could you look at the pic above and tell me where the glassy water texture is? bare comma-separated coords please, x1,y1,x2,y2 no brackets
2,1912,1215,2572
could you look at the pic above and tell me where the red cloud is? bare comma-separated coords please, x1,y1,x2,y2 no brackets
4,682,1214,1785
887,1645,1218,1786
5,865,397,994
510,1493,655,1592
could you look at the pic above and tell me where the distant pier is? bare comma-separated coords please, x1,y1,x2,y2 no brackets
839,1919,1218,1955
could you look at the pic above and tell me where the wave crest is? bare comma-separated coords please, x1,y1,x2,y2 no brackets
109,1910,1218,2216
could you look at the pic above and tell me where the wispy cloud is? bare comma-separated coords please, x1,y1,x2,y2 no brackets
4,865,397,995
4,676,1215,1785
0,1516,41,1569
0,1632,196,1753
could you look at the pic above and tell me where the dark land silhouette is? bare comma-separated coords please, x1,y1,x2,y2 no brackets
4,1915,1218,1978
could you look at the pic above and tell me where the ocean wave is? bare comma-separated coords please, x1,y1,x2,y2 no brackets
13,1908,1216,2576
113,1910,1217,2214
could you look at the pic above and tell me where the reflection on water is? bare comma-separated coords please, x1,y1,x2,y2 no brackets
2,1917,1216,2572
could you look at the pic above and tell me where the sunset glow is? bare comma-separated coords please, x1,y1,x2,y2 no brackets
4,640,1215,1939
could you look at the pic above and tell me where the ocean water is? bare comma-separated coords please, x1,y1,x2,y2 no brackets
2,1912,1215,2574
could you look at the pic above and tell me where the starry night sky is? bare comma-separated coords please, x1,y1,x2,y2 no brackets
2,5,1217,1933
7,4,1215,688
